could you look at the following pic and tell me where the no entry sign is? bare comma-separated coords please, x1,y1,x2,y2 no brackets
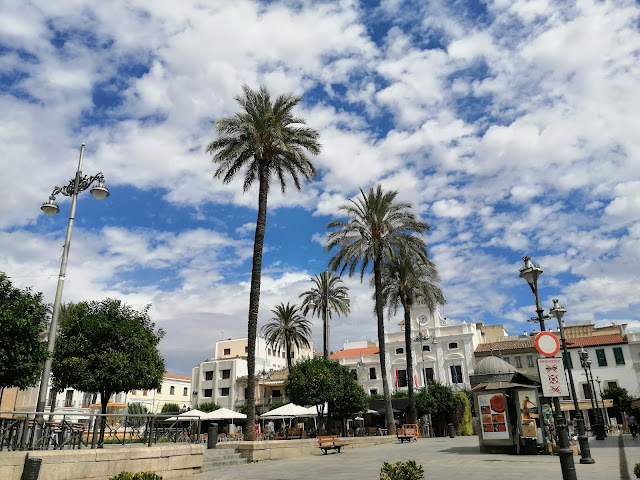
534,331,560,357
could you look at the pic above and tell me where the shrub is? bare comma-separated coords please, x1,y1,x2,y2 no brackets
109,473,162,480
379,460,424,480
633,463,640,479
160,403,180,414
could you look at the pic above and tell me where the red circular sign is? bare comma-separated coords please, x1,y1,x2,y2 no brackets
534,332,560,357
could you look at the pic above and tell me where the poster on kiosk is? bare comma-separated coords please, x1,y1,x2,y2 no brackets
478,393,510,439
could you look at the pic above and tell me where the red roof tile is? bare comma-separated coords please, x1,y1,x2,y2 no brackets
164,373,191,380
330,347,379,359
476,334,626,352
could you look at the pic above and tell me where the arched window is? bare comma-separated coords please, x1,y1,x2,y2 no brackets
395,347,404,354
448,342,458,350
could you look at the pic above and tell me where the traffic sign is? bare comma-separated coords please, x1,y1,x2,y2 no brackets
534,332,561,357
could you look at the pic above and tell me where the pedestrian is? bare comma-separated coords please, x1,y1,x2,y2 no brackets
627,414,637,439
268,419,275,438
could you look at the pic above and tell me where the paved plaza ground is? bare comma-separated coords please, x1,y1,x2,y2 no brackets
189,433,639,480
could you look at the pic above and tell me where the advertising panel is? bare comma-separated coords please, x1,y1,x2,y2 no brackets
478,393,510,439
517,389,539,438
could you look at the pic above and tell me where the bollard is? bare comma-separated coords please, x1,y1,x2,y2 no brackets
448,423,456,438
207,423,218,449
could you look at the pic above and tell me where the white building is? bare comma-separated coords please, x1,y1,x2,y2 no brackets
127,373,192,413
332,301,486,393
191,336,314,409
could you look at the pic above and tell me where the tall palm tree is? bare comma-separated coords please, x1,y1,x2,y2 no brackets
299,271,351,358
262,303,312,369
206,84,321,439
379,248,445,424
326,185,429,436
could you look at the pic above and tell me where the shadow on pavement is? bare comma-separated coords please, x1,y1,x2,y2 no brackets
437,446,485,455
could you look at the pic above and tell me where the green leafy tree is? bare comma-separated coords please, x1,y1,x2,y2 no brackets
414,387,436,418
261,303,312,369
197,402,221,413
285,357,366,433
425,382,459,436
602,386,633,421
161,403,180,414
206,85,321,439
299,271,350,359
127,402,149,427
327,185,430,436
0,273,48,405
379,249,445,424
52,299,165,416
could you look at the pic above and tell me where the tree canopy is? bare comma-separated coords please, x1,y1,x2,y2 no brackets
285,357,366,422
0,273,48,393
261,302,312,369
602,385,633,419
52,298,165,414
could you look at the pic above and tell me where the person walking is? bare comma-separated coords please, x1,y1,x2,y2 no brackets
627,414,637,439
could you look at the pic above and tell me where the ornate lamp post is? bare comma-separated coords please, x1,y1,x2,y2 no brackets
578,349,605,440
36,144,110,414
519,256,577,480
549,299,594,464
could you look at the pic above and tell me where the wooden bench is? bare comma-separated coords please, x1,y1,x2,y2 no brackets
318,435,349,454
286,427,303,439
396,427,417,443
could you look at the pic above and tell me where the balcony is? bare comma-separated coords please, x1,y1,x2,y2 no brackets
235,396,290,408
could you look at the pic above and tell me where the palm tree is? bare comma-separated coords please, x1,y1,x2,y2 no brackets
206,84,321,439
299,271,351,358
379,248,445,424
326,185,429,436
262,303,312,369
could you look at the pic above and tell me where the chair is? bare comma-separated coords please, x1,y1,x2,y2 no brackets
217,433,226,442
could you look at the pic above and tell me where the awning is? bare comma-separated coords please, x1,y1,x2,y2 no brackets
559,399,613,411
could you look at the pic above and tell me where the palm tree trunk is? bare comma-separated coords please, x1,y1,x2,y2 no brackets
373,256,396,436
403,298,417,424
245,168,269,441
286,337,292,369
322,299,329,359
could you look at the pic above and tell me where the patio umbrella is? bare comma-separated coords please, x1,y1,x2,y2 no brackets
204,407,247,421
166,409,208,421
259,403,309,418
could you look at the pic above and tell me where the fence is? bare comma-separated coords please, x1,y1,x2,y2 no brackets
0,411,202,451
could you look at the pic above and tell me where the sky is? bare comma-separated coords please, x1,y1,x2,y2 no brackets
1,0,639,377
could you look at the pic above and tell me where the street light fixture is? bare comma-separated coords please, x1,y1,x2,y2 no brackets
578,348,605,440
36,144,109,414
519,256,577,480
549,299,595,464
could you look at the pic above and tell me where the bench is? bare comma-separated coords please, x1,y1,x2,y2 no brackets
397,427,417,443
318,435,349,454
286,427,303,439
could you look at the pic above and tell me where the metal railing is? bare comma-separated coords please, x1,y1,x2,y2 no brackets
0,411,203,451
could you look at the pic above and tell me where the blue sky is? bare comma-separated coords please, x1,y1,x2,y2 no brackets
1,0,639,376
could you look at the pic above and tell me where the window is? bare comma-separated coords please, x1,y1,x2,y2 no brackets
397,370,407,388
503,357,510,364
607,381,618,389
613,347,625,365
562,351,573,369
223,348,231,355
157,387,162,393
220,388,229,397
183,387,188,396
205,371,213,381
515,356,522,368
527,355,534,367
272,389,281,398
369,367,377,380
422,345,431,352
582,383,592,399
370,389,378,395
596,349,607,366
221,369,231,379
245,346,248,353
268,349,272,355
131,390,137,395
143,390,148,396
424,367,434,382
244,387,248,399
448,342,458,350
170,386,175,395
282,352,286,358
82,392,91,408
450,365,462,384
395,347,404,354
204,389,212,397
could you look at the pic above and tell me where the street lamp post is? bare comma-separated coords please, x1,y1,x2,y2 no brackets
549,299,595,464
519,256,577,480
36,144,109,414
595,377,609,426
578,349,605,440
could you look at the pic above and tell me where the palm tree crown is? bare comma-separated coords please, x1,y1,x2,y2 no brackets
326,185,430,436
262,303,312,369
206,84,321,440
299,271,350,359
379,248,445,424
